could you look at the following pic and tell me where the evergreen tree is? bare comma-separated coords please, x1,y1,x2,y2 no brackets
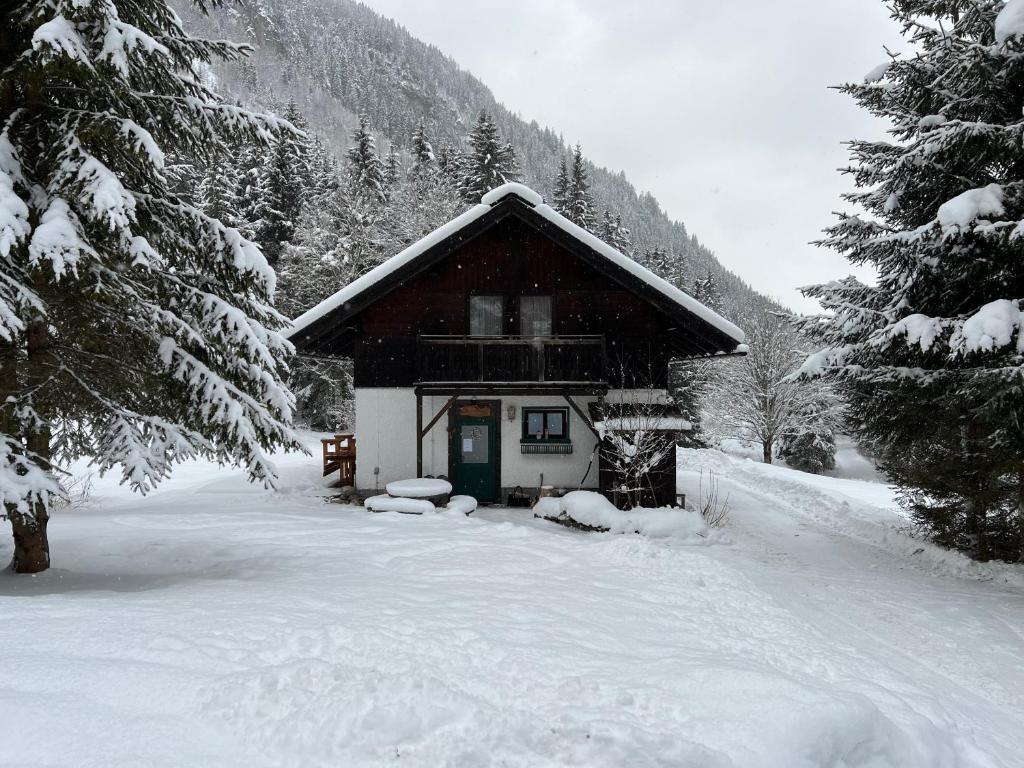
198,151,241,229
234,142,266,240
640,246,672,281
597,209,631,254
307,137,339,197
692,270,723,312
437,144,460,185
409,124,436,179
282,99,313,187
0,0,299,571
256,135,301,266
798,1,1024,561
458,110,520,203
384,143,401,196
552,156,570,215
347,114,386,203
565,143,595,230
253,101,310,267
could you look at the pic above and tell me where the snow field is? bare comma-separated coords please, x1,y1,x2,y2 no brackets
0,438,1021,766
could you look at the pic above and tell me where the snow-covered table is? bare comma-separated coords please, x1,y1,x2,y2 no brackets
385,478,453,499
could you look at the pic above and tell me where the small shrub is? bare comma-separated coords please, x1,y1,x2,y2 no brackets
698,470,730,528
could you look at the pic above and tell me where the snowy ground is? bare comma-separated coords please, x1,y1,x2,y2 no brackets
2,437,1022,767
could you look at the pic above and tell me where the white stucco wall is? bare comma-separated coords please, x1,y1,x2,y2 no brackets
354,388,600,495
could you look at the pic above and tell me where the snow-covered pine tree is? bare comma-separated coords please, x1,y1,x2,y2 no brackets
458,110,520,203
597,209,631,255
552,156,570,215
437,143,460,185
565,143,595,230
391,129,462,246
0,0,300,572
692,270,723,312
409,124,435,179
639,246,673,283
797,0,1024,561
233,141,266,239
384,143,400,197
255,101,309,266
283,99,313,187
307,137,339,197
198,150,241,228
347,114,386,204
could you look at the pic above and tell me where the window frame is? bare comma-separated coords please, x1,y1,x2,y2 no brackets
468,294,506,337
521,407,571,443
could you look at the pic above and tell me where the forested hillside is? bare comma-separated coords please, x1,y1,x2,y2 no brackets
175,0,780,324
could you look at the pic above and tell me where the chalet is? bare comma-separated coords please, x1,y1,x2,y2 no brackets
288,183,746,505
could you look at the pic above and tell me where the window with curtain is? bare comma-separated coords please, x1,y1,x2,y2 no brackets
519,295,552,337
469,295,504,336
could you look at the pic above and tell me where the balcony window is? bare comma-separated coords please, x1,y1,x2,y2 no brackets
519,295,552,337
522,407,569,442
469,295,504,336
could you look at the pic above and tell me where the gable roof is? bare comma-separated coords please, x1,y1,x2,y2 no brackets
288,182,747,357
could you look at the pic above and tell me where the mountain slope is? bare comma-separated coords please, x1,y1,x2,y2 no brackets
178,0,779,325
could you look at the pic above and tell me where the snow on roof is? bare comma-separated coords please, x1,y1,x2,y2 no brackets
596,416,693,432
288,182,745,349
480,182,543,207
288,202,491,336
530,201,744,345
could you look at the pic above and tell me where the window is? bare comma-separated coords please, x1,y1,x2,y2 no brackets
519,295,552,337
521,407,570,442
469,295,504,336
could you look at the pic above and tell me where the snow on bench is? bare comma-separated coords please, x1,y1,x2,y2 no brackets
364,495,436,515
364,489,476,516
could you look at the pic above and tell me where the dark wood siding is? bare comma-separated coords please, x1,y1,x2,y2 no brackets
353,216,686,388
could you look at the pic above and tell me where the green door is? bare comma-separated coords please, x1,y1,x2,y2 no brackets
452,410,499,503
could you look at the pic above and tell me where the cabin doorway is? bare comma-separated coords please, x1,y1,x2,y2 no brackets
450,400,500,503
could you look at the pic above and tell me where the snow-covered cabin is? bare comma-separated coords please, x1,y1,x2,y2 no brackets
288,183,745,503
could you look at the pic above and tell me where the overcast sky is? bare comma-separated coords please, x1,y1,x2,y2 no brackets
359,0,904,312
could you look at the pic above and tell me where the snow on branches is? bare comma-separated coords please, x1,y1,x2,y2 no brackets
0,0,302,569
797,0,1024,561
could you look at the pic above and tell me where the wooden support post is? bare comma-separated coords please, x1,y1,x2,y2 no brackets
421,394,459,438
416,392,423,479
563,393,601,440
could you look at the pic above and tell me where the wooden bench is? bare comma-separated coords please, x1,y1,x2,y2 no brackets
322,434,356,486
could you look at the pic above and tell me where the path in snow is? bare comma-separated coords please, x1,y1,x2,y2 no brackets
678,450,1024,767
0,440,1020,767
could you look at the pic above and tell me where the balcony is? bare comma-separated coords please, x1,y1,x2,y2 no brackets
417,335,607,384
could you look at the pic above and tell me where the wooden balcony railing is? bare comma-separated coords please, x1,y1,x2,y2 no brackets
417,335,607,384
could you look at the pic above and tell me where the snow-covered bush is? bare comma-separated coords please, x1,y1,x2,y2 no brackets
780,430,837,475
534,491,723,543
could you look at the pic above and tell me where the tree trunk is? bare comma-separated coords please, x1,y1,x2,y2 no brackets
762,439,773,464
966,496,990,563
9,509,49,573
11,317,52,573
